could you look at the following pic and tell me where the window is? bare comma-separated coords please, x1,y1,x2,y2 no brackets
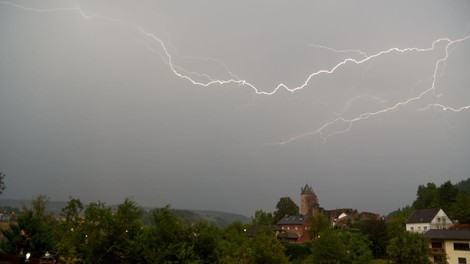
458,257,467,264
454,243,470,251
410,227,414,231
417,226,421,231
423,226,427,231
434,256,446,263
431,242,442,249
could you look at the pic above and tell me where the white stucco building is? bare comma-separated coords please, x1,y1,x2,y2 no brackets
406,208,452,233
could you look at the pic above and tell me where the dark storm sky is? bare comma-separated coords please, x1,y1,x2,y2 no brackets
1,0,470,216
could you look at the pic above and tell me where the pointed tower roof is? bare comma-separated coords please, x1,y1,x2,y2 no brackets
301,184,315,194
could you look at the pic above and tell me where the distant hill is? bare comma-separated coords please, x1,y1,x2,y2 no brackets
192,210,250,227
148,208,250,228
0,199,67,214
0,199,249,228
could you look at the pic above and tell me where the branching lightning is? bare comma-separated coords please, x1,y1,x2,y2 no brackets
308,43,368,59
2,1,469,146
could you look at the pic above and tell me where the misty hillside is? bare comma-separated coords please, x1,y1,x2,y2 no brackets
143,208,250,228
0,199,249,227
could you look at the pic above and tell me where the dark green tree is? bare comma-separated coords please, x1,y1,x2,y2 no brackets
249,229,289,264
251,209,274,225
0,199,55,258
31,194,50,219
132,205,198,263
54,197,84,263
310,230,348,264
72,198,145,264
437,181,459,216
456,178,470,194
219,227,289,264
412,183,438,209
191,221,220,263
283,243,311,263
338,230,373,264
78,201,114,263
109,198,144,263
357,218,388,258
387,231,431,264
308,213,330,240
273,197,299,223
386,206,413,239
61,197,84,228
450,192,470,224
219,221,250,264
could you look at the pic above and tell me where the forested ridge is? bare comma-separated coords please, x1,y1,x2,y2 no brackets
0,177,468,263
388,179,470,225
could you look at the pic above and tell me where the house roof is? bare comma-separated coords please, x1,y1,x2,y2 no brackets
278,231,299,239
245,225,278,237
423,229,470,240
277,214,309,225
406,208,440,224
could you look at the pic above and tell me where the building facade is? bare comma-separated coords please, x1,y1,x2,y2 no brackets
300,184,319,216
275,184,379,243
423,229,470,264
276,214,311,243
406,208,453,233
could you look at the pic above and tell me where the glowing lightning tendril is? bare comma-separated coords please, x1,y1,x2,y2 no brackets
1,1,469,145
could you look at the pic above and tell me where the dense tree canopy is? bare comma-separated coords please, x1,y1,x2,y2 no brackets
387,231,431,264
273,197,299,223
357,218,388,258
1,178,469,262
308,213,329,240
251,209,274,225
456,178,470,194
0,195,55,259
412,182,438,209
411,180,470,223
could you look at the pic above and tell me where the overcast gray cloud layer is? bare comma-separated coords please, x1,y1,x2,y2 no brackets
1,0,469,216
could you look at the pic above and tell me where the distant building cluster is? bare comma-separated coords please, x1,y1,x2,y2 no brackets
0,211,16,222
275,184,380,243
248,183,470,264
403,208,470,263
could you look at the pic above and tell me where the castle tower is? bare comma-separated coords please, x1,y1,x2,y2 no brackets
300,184,320,216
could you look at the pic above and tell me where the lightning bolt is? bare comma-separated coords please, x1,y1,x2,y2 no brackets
308,43,368,59
273,35,470,145
2,1,469,146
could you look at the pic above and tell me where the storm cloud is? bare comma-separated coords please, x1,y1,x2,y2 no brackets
1,0,469,216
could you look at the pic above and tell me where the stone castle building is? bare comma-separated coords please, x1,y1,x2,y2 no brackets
299,183,378,224
300,184,319,216
276,184,379,242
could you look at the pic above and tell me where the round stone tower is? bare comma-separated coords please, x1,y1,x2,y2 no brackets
300,184,320,216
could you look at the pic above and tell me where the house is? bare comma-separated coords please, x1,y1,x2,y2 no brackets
276,214,311,243
332,212,353,228
245,224,301,242
423,229,470,264
406,208,452,233
276,184,380,242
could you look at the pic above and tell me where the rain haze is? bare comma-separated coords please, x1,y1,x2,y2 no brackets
1,0,469,216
